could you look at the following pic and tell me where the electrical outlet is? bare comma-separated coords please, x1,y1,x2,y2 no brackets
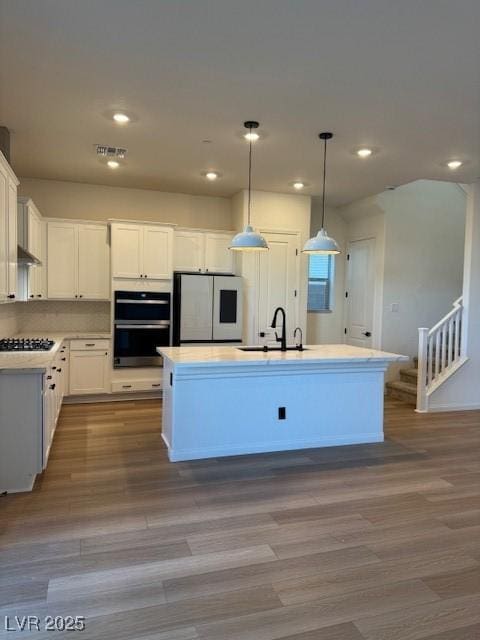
391,303,399,312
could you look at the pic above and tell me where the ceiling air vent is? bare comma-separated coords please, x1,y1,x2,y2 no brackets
95,145,127,159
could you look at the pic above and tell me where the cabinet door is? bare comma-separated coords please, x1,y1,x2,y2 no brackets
69,350,110,395
143,225,173,279
78,225,110,299
205,233,235,274
29,212,46,299
174,230,205,272
47,222,77,298
7,180,17,300
0,167,7,302
111,224,142,278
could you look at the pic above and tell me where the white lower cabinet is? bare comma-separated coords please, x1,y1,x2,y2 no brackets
69,339,110,395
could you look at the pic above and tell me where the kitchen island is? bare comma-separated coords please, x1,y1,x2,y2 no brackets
158,344,407,462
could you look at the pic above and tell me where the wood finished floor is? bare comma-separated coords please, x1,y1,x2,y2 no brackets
1,399,480,639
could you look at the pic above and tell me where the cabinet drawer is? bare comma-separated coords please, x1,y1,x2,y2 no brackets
70,339,110,351
111,380,162,393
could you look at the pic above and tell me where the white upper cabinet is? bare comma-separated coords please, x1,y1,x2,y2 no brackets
173,229,235,274
111,223,142,278
143,225,173,279
111,222,174,280
204,233,235,274
77,225,110,299
47,222,76,299
47,221,109,300
7,181,17,300
173,230,205,273
17,198,46,300
0,151,19,303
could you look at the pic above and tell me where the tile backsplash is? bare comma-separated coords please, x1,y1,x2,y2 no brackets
15,301,111,333
0,304,19,336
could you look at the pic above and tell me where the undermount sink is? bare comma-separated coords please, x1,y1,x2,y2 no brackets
238,345,308,352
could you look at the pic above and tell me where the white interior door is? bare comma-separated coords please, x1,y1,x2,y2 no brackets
257,232,299,345
180,275,213,341
345,238,375,348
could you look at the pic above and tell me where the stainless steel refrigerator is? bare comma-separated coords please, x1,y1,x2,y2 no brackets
172,273,243,345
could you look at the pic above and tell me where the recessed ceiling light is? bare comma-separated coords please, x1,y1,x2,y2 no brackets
244,131,260,142
447,160,462,170
205,171,219,181
113,113,130,124
107,160,120,169
357,148,373,158
293,182,305,190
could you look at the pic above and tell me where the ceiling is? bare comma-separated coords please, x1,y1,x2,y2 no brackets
1,0,479,206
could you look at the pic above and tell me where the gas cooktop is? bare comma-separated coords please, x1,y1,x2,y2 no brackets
0,338,55,352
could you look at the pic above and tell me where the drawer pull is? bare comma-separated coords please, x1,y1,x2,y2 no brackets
85,343,95,347
151,383,161,388
122,384,132,389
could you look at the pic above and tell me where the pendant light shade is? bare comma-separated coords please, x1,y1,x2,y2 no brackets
302,227,340,254
303,132,341,255
230,225,268,251
229,121,269,252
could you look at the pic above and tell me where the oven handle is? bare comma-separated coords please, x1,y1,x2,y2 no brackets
116,299,169,305
115,323,170,329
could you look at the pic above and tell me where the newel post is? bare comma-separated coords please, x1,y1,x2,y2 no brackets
416,328,429,413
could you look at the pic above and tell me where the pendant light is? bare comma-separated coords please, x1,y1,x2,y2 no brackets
303,132,340,255
229,121,269,252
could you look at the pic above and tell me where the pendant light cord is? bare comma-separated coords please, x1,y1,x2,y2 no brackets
321,135,327,229
247,126,253,226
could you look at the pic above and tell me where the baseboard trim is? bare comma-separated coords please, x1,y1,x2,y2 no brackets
64,392,162,404
167,432,384,462
426,402,480,413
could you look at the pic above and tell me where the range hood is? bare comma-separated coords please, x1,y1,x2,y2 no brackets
17,244,42,267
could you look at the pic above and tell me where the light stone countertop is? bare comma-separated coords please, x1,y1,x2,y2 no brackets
0,332,112,372
158,344,409,367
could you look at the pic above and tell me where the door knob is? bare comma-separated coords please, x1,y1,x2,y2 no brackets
362,331,372,337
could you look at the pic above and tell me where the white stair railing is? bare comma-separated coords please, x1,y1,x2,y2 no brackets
417,296,464,412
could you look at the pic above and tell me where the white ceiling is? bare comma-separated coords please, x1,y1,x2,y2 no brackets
1,0,479,205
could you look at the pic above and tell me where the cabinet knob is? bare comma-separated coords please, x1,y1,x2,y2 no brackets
30,294,34,298
7,294,15,299
57,368,62,373
49,384,56,390
37,294,42,298
75,294,78,298
47,375,52,380
79,294,83,298
61,357,66,361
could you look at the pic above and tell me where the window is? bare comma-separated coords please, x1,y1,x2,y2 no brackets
308,254,334,312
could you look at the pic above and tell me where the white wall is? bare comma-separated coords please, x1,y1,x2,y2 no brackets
381,181,465,359
307,204,347,344
18,178,233,230
338,180,465,364
429,182,480,410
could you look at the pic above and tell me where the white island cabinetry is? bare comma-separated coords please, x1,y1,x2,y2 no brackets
159,345,407,462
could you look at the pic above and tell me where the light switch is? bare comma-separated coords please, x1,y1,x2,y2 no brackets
391,303,399,312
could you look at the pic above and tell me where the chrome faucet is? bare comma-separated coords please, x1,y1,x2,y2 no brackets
271,307,287,351
294,327,303,351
